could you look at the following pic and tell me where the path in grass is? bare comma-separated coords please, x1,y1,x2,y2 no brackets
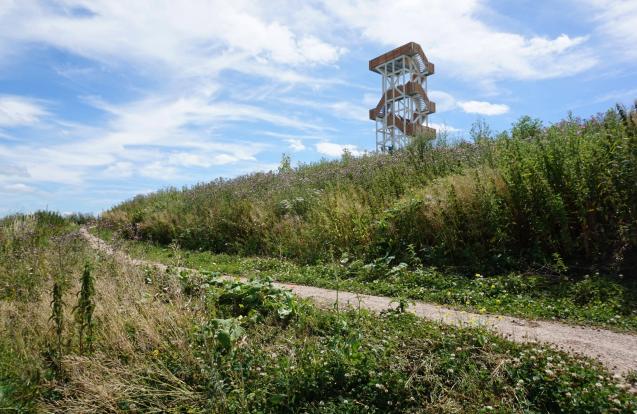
80,228,637,376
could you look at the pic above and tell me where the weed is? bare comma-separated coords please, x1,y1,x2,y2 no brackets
73,262,95,354
48,280,65,373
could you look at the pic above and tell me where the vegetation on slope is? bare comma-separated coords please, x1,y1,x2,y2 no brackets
95,229,637,332
3,214,637,413
102,105,637,277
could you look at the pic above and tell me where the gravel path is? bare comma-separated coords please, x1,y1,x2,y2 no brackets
81,228,637,376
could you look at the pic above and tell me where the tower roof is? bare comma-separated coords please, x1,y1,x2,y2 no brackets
369,41,434,75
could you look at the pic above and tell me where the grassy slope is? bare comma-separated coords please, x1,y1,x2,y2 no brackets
3,215,637,413
94,228,637,332
102,107,637,276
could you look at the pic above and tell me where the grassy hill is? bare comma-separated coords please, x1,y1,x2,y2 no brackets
102,105,637,276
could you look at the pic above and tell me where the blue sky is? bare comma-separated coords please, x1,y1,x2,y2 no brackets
1,0,636,215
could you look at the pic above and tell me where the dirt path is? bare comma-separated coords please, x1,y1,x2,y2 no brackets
80,228,637,376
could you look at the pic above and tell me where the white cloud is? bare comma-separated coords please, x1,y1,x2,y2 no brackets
0,95,47,127
0,163,29,178
428,91,457,113
429,122,461,133
324,0,596,82
315,142,363,157
285,138,306,151
426,91,509,116
139,161,179,180
584,0,637,60
0,83,334,191
3,183,35,193
0,1,346,81
168,152,245,167
280,97,369,122
457,100,509,115
593,88,637,105
103,161,134,178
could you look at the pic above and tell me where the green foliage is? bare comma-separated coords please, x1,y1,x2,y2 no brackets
198,317,246,354
3,221,637,412
0,212,74,301
73,263,95,354
48,280,65,374
278,153,292,174
186,305,637,413
100,135,484,264
211,276,300,323
0,213,89,410
120,237,637,331
101,104,637,277
170,271,637,412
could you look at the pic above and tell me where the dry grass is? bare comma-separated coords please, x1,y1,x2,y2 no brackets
0,232,206,412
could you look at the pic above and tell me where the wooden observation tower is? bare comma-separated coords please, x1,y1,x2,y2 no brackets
369,42,436,152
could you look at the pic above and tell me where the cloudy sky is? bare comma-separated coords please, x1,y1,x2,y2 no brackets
1,0,636,215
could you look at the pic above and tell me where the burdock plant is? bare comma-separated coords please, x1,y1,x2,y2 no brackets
73,263,95,354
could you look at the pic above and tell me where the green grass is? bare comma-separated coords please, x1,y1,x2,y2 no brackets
94,228,637,333
176,273,637,413
4,215,637,412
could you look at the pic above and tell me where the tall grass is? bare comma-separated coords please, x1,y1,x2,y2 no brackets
102,104,637,275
